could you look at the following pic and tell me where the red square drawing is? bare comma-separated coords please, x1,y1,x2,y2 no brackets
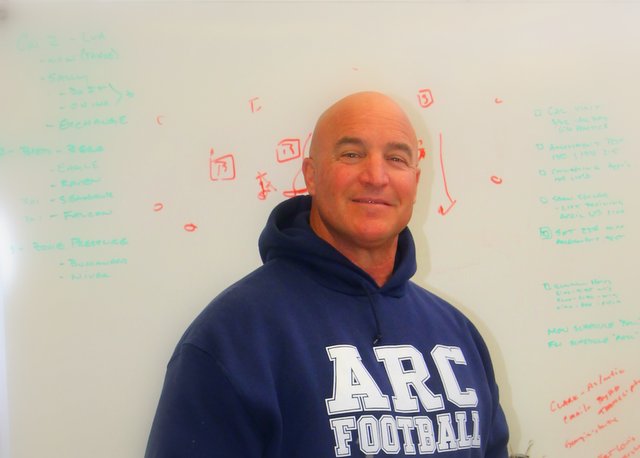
209,149,236,181
276,138,302,163
417,89,434,108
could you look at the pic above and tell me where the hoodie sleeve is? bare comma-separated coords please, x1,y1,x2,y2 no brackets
145,343,264,458
468,323,510,458
485,396,510,458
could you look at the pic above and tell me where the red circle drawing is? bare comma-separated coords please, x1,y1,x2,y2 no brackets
153,202,164,212
491,176,503,184
184,223,198,232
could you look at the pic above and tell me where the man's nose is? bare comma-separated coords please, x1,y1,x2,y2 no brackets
359,153,390,186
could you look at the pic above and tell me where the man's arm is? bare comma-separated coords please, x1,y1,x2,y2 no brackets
145,343,264,458
484,385,510,458
469,325,510,458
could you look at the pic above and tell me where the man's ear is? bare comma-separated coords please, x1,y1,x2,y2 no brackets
302,157,316,196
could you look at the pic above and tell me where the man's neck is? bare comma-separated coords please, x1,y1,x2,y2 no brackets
328,239,398,287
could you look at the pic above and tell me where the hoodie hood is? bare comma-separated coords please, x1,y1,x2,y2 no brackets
258,195,417,298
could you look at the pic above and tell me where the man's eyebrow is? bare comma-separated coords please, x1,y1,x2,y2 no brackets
335,137,412,152
335,136,365,148
386,141,413,156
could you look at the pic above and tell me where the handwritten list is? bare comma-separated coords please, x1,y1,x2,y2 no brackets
2,31,134,281
530,103,636,348
528,102,638,455
544,277,638,349
549,367,639,455
534,104,629,246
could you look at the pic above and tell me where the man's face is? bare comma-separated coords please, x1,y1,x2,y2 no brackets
303,93,421,254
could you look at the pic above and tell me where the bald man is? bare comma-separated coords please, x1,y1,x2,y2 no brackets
146,92,509,457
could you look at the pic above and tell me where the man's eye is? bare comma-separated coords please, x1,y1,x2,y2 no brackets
388,155,409,165
341,151,361,159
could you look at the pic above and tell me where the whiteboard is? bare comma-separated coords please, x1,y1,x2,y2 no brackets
0,2,638,457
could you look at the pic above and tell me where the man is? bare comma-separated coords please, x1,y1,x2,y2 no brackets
146,92,509,457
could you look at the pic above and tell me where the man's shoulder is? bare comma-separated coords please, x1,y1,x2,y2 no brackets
405,281,459,310
185,259,309,331
173,259,317,361
215,258,309,304
405,281,479,328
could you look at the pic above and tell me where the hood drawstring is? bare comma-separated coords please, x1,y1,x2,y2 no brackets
363,287,383,346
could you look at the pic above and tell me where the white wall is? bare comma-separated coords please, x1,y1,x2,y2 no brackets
1,2,638,457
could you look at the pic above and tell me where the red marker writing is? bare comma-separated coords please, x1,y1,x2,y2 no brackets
437,133,457,216
256,171,277,200
417,88,434,108
249,97,262,113
283,168,307,198
418,139,427,160
209,148,236,181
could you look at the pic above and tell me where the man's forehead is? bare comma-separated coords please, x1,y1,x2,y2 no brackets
310,92,419,156
331,98,414,133
326,115,418,147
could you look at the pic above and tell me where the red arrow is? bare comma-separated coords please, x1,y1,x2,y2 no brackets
437,133,457,216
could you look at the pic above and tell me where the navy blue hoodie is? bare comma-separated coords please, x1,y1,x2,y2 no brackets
146,195,509,457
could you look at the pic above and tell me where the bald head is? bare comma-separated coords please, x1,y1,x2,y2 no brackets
309,91,419,164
